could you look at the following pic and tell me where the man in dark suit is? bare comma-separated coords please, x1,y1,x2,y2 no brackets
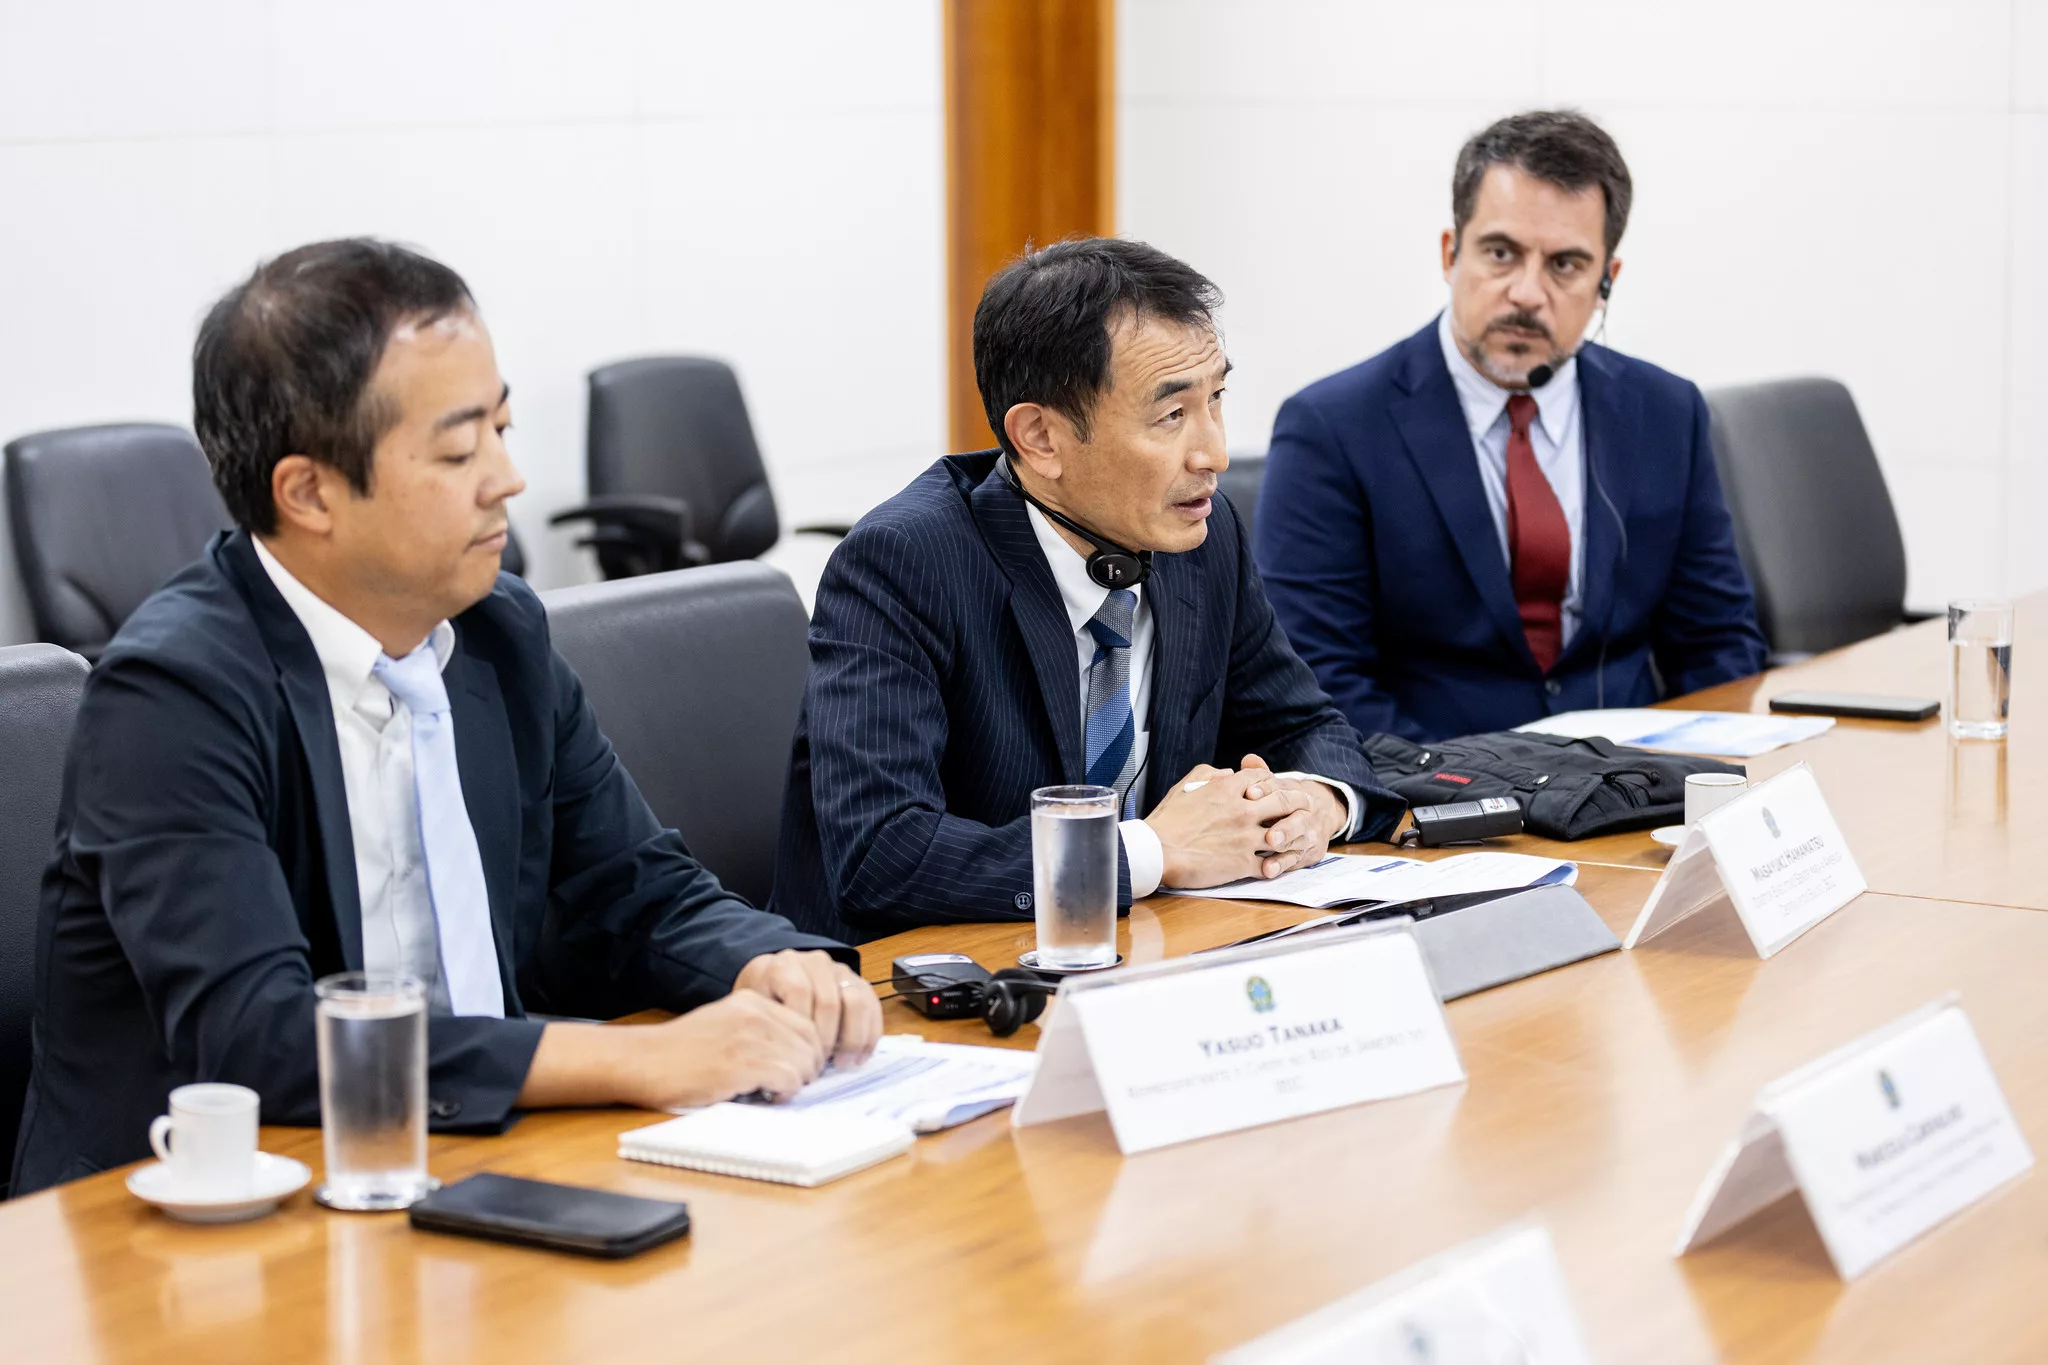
776,238,1404,944
1256,111,1766,743
12,239,877,1195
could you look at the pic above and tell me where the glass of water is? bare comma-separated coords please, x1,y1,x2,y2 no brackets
1029,784,1119,969
314,972,436,1211
1948,599,2013,740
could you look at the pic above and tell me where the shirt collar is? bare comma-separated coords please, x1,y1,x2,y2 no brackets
1436,309,1578,448
1024,502,1143,637
251,536,456,711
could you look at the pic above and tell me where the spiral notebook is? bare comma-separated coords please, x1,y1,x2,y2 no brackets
619,1103,915,1187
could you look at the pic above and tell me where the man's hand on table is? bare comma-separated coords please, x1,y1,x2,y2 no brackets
1147,760,1320,888
734,948,883,1070
516,949,882,1111
1236,753,1348,871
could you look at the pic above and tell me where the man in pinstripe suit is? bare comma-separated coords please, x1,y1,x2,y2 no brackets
775,239,1404,944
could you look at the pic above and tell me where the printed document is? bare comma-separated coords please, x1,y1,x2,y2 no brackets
1176,851,1576,909
680,1036,1038,1132
1517,708,1831,758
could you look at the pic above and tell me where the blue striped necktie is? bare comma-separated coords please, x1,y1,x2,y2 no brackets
372,646,505,1018
1084,589,1142,817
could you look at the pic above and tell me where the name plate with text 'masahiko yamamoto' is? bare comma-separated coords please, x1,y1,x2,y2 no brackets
1628,762,1866,959
1012,921,1465,1154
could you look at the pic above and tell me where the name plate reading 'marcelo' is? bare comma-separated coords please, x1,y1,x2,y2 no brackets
1212,1223,1594,1365
1011,921,1464,1155
1626,763,1866,958
1676,995,2033,1280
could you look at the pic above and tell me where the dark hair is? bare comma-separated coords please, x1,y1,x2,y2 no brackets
1452,110,1633,260
193,238,475,533
973,237,1222,456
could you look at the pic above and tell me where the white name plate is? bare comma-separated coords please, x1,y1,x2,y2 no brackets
1626,763,1865,957
1677,996,2033,1280
1213,1224,1593,1365
1011,921,1465,1154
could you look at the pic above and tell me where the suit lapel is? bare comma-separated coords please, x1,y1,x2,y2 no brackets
218,531,365,970
968,461,1086,782
445,643,522,1001
1390,328,1533,661
1563,344,1638,667
1141,553,1204,809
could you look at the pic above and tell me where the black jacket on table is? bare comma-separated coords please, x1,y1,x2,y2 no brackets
773,452,1405,944
10,529,853,1195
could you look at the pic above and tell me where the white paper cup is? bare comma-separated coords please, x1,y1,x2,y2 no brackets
148,1082,259,1197
1684,772,1749,827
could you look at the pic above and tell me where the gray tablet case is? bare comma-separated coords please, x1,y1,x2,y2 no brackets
1410,883,1622,1001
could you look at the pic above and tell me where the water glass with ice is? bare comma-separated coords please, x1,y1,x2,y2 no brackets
1948,600,2013,740
314,972,436,1211
1029,784,1119,969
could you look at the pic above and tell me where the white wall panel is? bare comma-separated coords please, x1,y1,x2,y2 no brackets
0,0,945,645
271,0,639,130
1121,0,2043,612
0,1,274,143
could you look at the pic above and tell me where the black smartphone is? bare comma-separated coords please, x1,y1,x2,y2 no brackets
1767,691,1940,722
408,1173,691,1258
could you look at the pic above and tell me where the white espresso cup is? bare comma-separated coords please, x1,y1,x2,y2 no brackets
1683,772,1749,827
148,1083,259,1196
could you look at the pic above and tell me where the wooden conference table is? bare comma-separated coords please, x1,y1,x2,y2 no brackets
8,603,2046,1363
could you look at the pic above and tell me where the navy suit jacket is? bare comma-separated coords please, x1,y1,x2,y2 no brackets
12,530,852,1195
1255,319,1766,742
773,452,1405,944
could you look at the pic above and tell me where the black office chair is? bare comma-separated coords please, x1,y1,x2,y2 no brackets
5,424,529,660
5,424,230,659
1217,453,1267,542
550,358,848,580
540,562,809,907
1706,378,1927,662
0,644,89,1197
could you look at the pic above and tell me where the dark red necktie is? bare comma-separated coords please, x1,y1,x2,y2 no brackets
1505,393,1570,672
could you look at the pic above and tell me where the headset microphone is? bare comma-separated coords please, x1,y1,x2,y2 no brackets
1526,268,1614,391
998,458,1153,590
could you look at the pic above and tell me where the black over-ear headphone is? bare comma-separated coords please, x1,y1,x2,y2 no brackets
997,458,1152,590
980,970,1060,1037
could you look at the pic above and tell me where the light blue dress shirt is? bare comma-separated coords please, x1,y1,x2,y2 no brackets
1435,310,1587,648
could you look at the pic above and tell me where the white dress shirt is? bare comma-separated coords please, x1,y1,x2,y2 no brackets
252,537,461,1012
1437,310,1587,647
1024,505,1361,898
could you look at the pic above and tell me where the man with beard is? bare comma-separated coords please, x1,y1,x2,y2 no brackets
1255,111,1765,742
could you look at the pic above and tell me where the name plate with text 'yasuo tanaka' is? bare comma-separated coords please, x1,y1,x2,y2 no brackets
1010,921,1464,1155
1675,995,2033,1280
1626,762,1865,958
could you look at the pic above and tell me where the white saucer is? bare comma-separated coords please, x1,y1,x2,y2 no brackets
127,1151,312,1224
1650,825,1687,848
1017,951,1124,974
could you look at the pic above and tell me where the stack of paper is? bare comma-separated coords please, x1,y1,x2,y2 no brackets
763,1035,1038,1132
1176,850,1576,910
618,1036,1038,1186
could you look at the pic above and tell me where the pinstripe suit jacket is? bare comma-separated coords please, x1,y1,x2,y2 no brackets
773,452,1404,943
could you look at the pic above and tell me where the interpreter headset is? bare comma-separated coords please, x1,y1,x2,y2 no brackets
998,457,1152,590
877,968,1060,1037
